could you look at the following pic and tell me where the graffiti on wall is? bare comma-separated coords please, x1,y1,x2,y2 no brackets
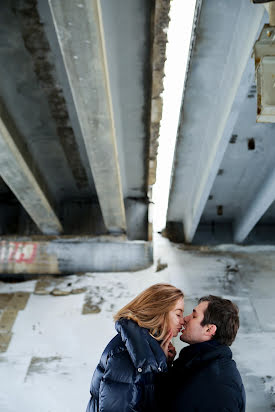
0,241,37,264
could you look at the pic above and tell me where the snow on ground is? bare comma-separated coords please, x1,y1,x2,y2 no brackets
0,234,274,411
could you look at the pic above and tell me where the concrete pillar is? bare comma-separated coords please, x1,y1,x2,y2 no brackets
48,0,126,233
234,167,275,243
0,103,63,235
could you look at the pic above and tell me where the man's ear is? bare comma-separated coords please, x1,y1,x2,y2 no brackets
205,324,216,338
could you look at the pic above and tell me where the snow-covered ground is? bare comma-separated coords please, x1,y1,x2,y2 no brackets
0,234,274,411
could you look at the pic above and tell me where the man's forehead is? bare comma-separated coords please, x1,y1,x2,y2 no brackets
194,301,209,314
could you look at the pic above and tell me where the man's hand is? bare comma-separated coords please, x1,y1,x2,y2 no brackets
167,342,176,364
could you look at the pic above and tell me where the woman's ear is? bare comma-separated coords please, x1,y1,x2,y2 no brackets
205,324,217,338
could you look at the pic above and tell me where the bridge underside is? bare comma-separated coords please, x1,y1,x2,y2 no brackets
166,0,275,245
0,0,170,273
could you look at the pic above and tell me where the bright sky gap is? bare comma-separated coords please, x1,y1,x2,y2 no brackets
152,0,196,232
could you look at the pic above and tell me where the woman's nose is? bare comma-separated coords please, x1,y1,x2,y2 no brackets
183,314,190,323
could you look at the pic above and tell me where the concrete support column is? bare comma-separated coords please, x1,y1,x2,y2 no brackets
0,104,63,235
234,167,275,243
269,2,275,26
48,0,126,233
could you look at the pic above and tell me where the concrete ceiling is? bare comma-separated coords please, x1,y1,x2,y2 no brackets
0,0,169,243
166,0,275,244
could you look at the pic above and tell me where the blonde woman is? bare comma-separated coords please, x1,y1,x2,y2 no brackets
86,283,184,412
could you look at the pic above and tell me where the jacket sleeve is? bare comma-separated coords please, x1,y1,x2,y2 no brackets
86,360,105,412
86,339,115,412
206,382,246,412
98,350,142,412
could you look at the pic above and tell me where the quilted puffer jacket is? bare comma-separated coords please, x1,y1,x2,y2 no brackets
86,318,167,412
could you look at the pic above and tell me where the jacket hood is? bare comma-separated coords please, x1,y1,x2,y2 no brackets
115,318,167,373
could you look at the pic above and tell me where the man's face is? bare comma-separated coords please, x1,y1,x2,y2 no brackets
180,301,210,344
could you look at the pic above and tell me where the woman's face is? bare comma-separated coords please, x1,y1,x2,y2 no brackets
167,297,184,337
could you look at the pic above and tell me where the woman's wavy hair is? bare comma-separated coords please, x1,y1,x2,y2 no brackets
114,283,184,341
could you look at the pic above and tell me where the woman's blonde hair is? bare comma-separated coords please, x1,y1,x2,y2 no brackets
114,283,184,341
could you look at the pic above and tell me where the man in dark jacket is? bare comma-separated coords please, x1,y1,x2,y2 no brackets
159,295,246,411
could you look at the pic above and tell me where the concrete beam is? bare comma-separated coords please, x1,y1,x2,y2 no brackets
48,0,126,233
167,0,264,243
0,104,63,235
0,237,153,274
234,168,275,243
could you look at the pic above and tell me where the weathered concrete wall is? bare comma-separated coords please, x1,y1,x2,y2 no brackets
0,237,153,274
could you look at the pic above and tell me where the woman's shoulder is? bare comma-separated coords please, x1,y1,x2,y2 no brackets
106,332,123,348
115,318,167,372
101,333,125,359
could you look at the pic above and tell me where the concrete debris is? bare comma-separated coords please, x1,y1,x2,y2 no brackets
71,287,87,295
155,258,168,272
82,293,104,314
51,288,71,296
34,288,51,295
82,303,101,314
34,275,87,296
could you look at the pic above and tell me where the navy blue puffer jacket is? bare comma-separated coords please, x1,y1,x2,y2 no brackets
86,318,167,412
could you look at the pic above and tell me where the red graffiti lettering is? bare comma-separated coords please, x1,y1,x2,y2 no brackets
16,243,37,263
8,243,19,262
0,241,37,264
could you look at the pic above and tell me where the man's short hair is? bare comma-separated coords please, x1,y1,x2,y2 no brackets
199,295,239,346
